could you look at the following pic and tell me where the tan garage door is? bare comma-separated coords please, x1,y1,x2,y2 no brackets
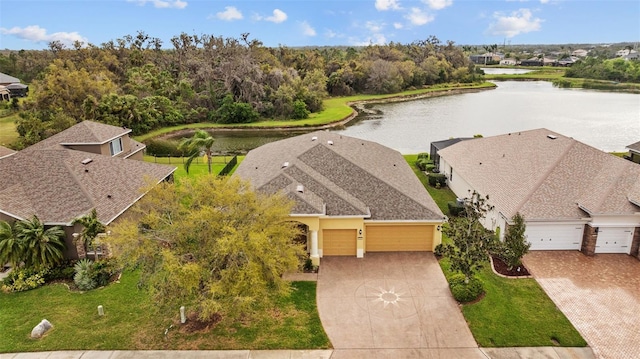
323,229,357,256
366,225,433,252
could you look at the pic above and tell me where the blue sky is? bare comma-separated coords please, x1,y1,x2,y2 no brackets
0,0,638,50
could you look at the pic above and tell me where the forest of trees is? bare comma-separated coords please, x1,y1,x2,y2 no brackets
565,57,640,83
0,32,482,148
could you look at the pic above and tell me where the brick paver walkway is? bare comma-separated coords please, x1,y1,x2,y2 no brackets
524,251,640,359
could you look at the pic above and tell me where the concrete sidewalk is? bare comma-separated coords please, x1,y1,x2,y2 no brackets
0,347,596,358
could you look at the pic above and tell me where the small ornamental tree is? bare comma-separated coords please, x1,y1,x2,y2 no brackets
500,212,530,270
441,191,498,283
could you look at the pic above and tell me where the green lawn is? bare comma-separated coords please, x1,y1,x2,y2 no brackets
143,155,245,181
0,272,329,352
404,154,586,348
439,258,586,347
403,154,457,215
0,112,19,147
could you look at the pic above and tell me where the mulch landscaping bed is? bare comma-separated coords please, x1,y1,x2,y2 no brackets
491,256,531,277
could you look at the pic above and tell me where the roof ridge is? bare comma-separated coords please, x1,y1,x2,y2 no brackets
511,138,577,217
60,150,97,220
306,144,442,219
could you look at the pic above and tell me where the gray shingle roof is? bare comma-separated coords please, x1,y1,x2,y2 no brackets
439,128,640,220
627,140,640,153
0,146,16,159
235,131,444,221
0,72,20,84
0,122,175,225
27,121,132,151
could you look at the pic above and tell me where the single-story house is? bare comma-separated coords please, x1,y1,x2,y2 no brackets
626,141,640,164
0,72,28,99
437,129,640,258
0,121,176,259
235,131,445,264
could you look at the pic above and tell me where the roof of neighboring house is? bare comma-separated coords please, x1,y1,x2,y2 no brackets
26,121,132,151
431,138,473,151
627,140,640,153
6,83,27,90
0,72,20,84
0,145,16,159
0,148,175,225
438,128,640,221
0,121,175,225
235,131,444,221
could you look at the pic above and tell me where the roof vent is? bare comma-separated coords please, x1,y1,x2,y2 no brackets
282,162,289,168
311,136,318,141
547,135,557,140
81,158,93,165
296,185,304,193
327,140,334,145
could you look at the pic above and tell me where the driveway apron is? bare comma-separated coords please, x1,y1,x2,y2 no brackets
524,251,640,359
316,252,477,351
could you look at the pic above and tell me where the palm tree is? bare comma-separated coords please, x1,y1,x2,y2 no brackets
0,220,25,268
71,208,105,257
15,216,66,269
178,130,215,174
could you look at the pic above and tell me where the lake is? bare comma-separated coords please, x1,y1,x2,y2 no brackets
170,81,640,154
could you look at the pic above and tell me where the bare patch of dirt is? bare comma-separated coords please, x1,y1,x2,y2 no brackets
180,312,222,334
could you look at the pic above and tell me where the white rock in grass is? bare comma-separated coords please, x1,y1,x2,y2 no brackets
31,319,53,338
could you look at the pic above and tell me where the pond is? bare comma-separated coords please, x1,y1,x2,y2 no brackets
480,68,533,75
168,81,640,154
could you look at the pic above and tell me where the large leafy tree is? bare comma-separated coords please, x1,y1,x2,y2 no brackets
71,208,106,258
441,191,498,282
14,216,66,269
106,176,303,321
178,130,215,174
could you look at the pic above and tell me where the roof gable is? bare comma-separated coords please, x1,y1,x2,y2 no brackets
27,121,131,151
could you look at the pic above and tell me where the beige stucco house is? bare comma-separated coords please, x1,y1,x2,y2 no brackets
235,131,445,264
438,129,640,258
0,121,175,259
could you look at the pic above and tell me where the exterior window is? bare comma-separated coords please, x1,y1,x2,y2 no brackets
449,166,453,181
109,138,123,156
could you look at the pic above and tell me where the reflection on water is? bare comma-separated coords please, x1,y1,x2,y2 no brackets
480,68,533,75
167,81,640,154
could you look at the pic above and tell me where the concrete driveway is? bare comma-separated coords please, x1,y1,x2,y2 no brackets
524,251,640,359
316,252,481,358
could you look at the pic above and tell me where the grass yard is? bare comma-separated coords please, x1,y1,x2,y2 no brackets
143,155,244,180
0,112,19,147
0,272,329,352
403,154,457,215
439,258,586,347
404,153,586,348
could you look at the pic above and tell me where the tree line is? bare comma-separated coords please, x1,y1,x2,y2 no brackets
0,32,482,148
565,57,640,83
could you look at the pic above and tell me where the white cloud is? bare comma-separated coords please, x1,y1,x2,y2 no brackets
325,29,338,38
128,0,187,9
351,33,387,46
300,21,316,36
393,22,403,29
0,25,87,46
365,20,385,33
487,8,542,38
216,6,243,21
405,7,435,26
422,0,452,10
265,9,287,23
540,0,550,3
375,0,401,11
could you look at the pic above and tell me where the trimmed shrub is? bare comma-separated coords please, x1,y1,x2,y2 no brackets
44,261,76,282
433,243,444,257
417,152,429,160
1,268,47,292
425,164,436,172
447,201,465,217
145,139,184,157
428,173,447,187
448,273,483,303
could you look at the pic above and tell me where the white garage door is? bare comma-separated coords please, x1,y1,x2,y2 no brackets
595,227,634,254
525,224,583,250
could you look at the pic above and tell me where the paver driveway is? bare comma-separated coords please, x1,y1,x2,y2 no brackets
316,252,478,354
524,251,640,359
